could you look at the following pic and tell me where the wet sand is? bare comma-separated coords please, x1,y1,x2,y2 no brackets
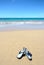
0,30,44,65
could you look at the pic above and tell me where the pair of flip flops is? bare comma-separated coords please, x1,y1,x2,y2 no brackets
17,47,32,60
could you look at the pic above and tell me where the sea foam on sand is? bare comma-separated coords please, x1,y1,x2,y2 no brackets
0,21,44,31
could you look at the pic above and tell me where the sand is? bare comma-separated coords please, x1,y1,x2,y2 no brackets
0,30,44,65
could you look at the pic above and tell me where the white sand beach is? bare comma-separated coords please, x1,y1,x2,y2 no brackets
0,30,44,65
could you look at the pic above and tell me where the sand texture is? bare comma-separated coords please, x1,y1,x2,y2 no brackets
0,30,44,65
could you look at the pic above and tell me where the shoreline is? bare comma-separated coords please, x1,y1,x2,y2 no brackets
0,21,44,31
0,21,44,25
0,24,44,31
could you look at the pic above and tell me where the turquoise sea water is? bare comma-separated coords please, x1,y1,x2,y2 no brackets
0,18,44,22
0,18,44,31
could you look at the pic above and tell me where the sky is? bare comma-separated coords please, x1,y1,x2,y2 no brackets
0,0,44,18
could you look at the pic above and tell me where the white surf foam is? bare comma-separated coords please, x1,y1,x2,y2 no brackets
0,21,44,25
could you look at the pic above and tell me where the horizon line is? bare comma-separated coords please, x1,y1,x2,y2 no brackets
0,17,44,19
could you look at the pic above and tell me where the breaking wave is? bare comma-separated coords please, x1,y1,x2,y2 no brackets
0,21,44,25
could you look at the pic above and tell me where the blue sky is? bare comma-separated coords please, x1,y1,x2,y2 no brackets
0,0,44,18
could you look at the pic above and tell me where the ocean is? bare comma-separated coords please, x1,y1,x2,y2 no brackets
0,18,44,24
0,18,44,31
0,18,44,22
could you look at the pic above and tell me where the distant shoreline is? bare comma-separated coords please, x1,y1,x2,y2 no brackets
0,21,44,25
0,18,44,31
0,21,44,31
